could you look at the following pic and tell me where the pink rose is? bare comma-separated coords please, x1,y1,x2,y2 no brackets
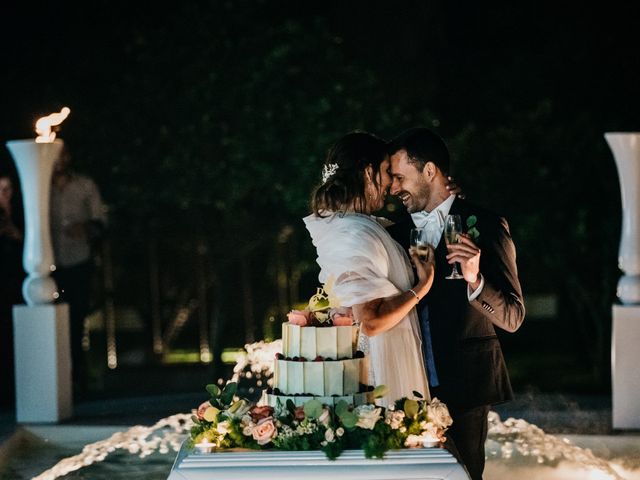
332,315,353,326
252,416,277,445
249,405,274,422
287,310,310,326
196,401,211,421
331,307,353,326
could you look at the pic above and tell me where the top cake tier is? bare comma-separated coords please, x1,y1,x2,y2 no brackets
282,323,358,360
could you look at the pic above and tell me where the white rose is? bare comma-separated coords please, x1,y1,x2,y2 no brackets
422,421,438,438
385,410,405,430
216,420,231,436
426,398,453,429
404,434,423,448
354,405,382,430
336,427,344,437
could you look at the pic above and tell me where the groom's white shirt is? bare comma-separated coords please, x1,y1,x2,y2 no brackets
410,194,484,301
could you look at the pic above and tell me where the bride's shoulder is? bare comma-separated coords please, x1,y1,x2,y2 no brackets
371,215,394,228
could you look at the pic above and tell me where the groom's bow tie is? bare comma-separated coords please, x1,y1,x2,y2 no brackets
411,211,444,247
411,211,443,230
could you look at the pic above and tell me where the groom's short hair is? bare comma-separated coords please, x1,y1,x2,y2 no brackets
387,127,450,175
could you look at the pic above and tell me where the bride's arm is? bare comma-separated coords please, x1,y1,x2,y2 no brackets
356,249,434,337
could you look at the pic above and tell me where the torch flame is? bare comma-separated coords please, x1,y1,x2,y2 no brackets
35,107,71,143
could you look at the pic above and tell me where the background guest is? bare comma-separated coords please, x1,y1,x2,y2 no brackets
50,146,107,396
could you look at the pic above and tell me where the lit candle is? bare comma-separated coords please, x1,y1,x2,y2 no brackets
421,433,440,448
35,107,70,143
194,441,216,454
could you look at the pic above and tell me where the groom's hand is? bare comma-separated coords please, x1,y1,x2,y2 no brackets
446,234,481,285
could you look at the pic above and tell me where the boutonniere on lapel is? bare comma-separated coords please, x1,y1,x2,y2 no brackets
466,215,480,242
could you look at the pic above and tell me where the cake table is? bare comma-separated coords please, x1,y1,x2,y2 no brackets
166,442,470,479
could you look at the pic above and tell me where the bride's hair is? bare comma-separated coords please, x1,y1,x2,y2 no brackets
311,131,388,217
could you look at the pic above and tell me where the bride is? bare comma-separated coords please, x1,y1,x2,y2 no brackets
304,131,434,406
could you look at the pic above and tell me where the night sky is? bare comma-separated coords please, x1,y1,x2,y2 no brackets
2,1,639,141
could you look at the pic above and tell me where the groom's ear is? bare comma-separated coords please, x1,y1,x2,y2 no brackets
423,161,437,181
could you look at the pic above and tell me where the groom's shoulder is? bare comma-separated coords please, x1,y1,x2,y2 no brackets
456,199,509,230
460,199,499,217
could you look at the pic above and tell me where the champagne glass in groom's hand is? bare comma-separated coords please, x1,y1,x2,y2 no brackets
444,215,465,280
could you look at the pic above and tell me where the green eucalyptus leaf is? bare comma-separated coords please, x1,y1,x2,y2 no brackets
220,382,238,405
466,215,477,228
286,399,297,415
335,400,349,417
206,384,221,398
339,411,358,429
373,385,389,399
228,399,246,414
303,399,323,419
404,399,419,418
468,227,480,240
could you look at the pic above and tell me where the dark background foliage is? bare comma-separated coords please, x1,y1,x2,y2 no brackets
1,0,638,396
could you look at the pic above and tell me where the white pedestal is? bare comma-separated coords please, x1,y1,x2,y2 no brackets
612,305,640,429
167,443,470,480
13,304,72,423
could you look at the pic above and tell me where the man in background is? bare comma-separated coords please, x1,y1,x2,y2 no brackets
51,146,107,396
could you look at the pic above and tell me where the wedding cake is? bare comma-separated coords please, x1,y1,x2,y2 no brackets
262,283,375,408
186,280,455,464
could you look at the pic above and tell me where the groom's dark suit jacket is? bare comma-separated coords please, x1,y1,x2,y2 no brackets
387,198,525,410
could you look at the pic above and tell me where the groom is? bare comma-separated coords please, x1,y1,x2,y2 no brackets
386,127,525,480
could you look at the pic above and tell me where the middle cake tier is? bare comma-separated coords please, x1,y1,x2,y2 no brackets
273,358,368,396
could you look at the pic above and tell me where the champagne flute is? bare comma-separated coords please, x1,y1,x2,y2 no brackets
444,214,464,280
410,228,430,259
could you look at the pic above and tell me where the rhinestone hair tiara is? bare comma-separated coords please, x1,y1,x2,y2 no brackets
322,163,339,184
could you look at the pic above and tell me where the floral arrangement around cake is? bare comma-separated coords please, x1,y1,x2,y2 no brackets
189,382,452,460
188,281,453,460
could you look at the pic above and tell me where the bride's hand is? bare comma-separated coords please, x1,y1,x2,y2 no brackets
445,176,465,199
410,246,435,294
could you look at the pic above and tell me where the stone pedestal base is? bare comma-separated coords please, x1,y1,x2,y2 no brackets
612,305,640,429
167,443,470,480
13,304,72,423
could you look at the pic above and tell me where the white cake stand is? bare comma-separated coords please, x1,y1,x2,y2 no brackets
166,442,470,479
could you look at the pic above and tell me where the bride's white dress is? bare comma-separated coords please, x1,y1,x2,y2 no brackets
304,212,429,406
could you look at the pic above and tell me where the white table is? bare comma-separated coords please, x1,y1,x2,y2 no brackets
167,443,470,479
